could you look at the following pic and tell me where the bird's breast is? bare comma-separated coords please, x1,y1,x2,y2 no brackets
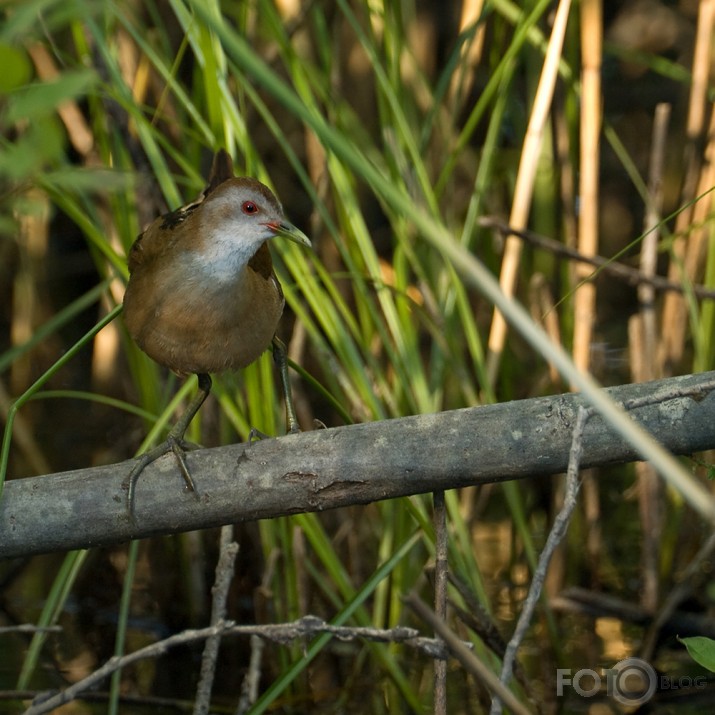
123,262,284,375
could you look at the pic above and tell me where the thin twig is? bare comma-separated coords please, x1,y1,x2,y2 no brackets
479,217,715,300
236,547,280,714
0,625,62,635
21,617,461,715
236,635,264,715
490,406,590,714
433,491,448,715
193,526,239,715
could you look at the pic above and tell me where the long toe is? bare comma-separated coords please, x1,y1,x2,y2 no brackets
123,438,201,519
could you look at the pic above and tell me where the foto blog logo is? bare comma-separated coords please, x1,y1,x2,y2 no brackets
557,658,658,705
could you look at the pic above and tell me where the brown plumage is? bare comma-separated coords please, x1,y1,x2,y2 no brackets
122,150,310,518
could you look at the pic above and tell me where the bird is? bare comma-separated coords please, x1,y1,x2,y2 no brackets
122,149,311,517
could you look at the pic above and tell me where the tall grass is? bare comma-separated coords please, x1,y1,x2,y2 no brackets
1,0,714,712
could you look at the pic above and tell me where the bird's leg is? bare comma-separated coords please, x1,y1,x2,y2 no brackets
124,373,212,518
272,336,300,434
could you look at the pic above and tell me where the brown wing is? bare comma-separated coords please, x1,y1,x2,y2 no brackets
247,241,283,299
247,242,273,280
128,149,236,273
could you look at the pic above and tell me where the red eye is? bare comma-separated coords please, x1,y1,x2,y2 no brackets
242,201,258,214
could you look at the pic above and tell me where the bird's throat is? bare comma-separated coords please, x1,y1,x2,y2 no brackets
186,233,262,283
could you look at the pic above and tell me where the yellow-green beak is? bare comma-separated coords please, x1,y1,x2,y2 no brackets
269,220,312,249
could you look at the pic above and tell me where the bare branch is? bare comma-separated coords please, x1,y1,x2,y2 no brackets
3,372,715,559
480,216,715,300
236,548,279,713
193,526,238,715
21,616,461,715
433,491,448,715
0,625,62,635
491,405,589,714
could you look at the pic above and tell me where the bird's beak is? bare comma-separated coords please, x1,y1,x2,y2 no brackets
267,220,312,249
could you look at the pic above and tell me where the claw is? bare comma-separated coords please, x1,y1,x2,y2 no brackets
124,373,211,520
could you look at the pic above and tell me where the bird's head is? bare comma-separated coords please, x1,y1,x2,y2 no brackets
192,177,311,279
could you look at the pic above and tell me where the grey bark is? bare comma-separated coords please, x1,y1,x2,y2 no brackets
2,372,714,559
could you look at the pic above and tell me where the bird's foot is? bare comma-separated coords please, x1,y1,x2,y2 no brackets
123,436,201,521
246,418,302,448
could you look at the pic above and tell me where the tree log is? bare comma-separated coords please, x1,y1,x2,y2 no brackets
2,372,714,559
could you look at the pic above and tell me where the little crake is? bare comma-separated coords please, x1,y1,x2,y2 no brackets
123,150,311,516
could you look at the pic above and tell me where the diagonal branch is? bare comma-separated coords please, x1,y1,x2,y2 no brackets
480,216,715,300
2,372,715,560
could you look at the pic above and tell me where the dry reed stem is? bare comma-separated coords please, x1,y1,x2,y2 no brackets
553,88,578,253
639,103,670,377
631,103,670,613
573,0,602,377
629,317,661,612
447,0,486,111
572,0,604,573
687,0,715,137
528,273,563,387
486,0,573,387
27,43,94,157
659,0,715,372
